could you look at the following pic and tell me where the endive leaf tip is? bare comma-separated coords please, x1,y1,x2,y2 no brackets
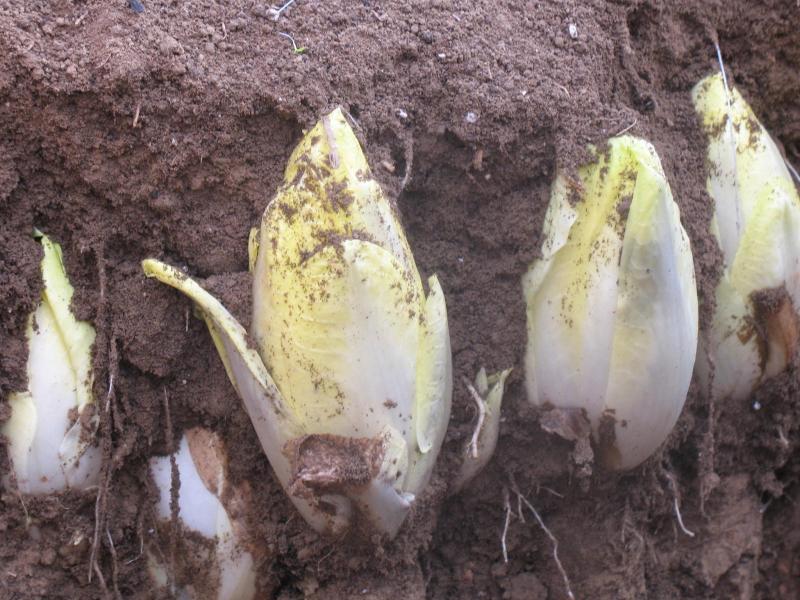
281,103,371,195
611,135,664,175
327,105,345,119
37,232,97,404
691,71,726,101
141,257,159,276
141,259,193,289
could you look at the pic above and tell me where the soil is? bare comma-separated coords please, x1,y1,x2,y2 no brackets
1,1,799,599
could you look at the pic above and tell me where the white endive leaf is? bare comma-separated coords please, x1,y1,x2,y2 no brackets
603,157,699,468
524,156,626,423
254,239,421,439
406,275,453,495
2,234,100,494
271,108,419,274
149,429,257,600
351,425,414,537
524,136,698,470
693,74,797,268
253,237,421,535
414,275,452,454
247,227,259,274
706,276,762,404
693,73,800,401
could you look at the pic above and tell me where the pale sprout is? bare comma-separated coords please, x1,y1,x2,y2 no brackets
452,367,512,492
523,136,699,470
693,73,800,402
2,233,101,494
148,428,258,600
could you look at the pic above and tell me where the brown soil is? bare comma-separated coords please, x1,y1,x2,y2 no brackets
1,1,799,599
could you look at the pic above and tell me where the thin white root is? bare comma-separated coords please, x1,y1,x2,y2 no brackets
162,388,178,591
268,0,298,20
777,426,790,448
536,485,564,498
93,561,108,594
713,40,730,96
400,134,414,192
277,31,303,53
672,497,695,538
106,527,123,600
105,373,115,413
666,472,695,538
15,491,30,526
514,488,576,600
501,489,511,563
785,159,800,186
463,377,487,459
615,119,637,136
88,472,106,582
759,497,773,514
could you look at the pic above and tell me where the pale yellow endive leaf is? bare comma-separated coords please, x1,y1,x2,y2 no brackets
524,136,698,470
693,73,800,402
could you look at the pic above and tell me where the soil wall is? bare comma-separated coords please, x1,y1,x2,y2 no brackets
1,1,798,598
